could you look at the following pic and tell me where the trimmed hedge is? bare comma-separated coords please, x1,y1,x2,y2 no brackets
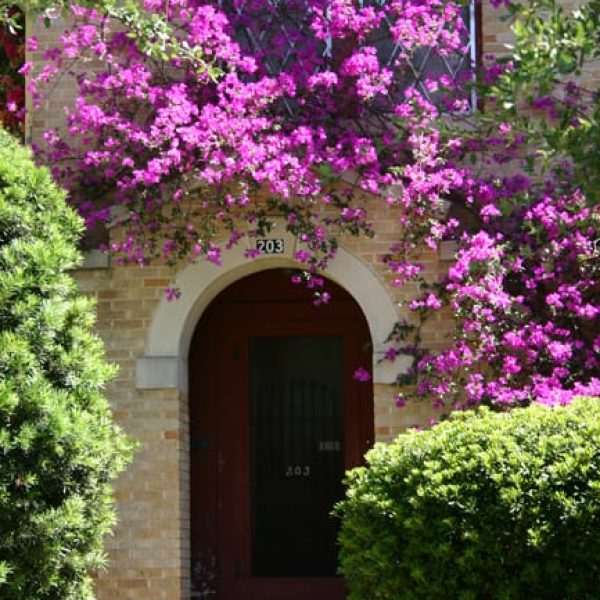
336,398,600,600
0,128,132,599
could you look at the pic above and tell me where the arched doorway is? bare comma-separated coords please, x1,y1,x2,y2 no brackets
189,268,374,599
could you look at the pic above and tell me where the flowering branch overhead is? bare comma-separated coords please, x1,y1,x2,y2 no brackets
26,0,600,409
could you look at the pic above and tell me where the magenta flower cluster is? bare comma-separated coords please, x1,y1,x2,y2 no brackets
29,0,599,409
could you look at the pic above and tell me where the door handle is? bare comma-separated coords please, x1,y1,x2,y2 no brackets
234,560,242,579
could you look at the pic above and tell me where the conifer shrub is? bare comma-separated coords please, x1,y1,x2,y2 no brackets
0,128,132,599
336,398,600,600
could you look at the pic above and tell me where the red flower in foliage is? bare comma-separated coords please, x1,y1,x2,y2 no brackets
0,8,25,136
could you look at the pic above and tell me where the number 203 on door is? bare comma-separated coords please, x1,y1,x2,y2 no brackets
285,465,310,477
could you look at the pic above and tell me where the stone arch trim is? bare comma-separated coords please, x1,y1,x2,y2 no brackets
137,233,403,391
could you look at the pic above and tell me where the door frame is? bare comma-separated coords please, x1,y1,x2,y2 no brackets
189,270,374,599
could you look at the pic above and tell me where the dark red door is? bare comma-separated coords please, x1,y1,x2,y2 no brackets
190,269,373,600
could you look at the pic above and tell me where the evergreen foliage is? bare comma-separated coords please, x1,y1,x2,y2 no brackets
336,398,600,599
0,128,132,599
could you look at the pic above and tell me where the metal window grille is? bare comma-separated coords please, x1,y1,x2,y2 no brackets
220,0,477,110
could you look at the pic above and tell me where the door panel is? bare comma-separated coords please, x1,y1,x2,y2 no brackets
251,336,344,578
190,269,373,600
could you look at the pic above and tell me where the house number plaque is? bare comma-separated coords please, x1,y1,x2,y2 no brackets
256,238,284,254
285,465,310,477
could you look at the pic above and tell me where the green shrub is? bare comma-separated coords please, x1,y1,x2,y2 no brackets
0,128,132,599
336,398,600,600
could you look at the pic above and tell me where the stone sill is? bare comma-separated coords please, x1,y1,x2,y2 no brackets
80,249,110,269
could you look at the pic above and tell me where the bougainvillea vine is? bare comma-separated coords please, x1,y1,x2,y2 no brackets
26,0,600,409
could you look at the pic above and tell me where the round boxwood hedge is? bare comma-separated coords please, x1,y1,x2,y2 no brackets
336,397,600,600
0,128,132,599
